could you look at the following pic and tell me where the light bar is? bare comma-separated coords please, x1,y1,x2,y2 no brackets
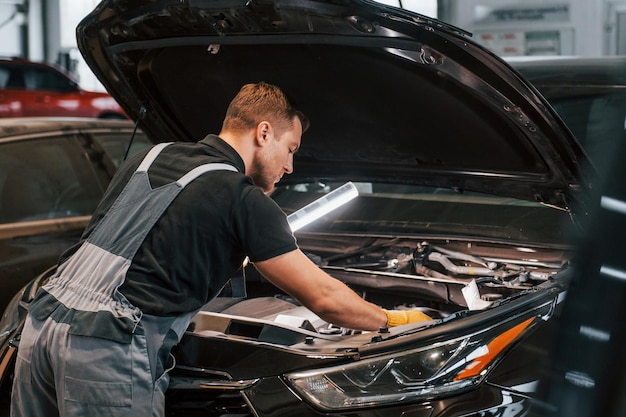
287,182,359,232
242,182,359,267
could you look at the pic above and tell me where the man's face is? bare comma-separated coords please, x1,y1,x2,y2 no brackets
250,117,302,193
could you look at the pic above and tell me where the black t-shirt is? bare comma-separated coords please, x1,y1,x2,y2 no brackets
61,135,297,316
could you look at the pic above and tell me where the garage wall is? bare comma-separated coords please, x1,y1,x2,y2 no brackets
0,0,29,58
60,0,103,91
442,0,626,57
607,1,626,54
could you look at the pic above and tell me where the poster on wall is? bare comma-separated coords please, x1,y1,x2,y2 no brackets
472,4,568,57
474,5,569,24
477,30,561,56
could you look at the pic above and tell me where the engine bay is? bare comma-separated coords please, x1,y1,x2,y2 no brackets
189,236,572,344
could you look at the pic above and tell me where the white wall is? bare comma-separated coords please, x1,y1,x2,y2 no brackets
60,0,103,91
447,0,625,56
0,1,25,57
607,0,626,54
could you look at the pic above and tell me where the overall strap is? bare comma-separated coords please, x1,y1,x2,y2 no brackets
138,142,239,185
136,142,172,172
178,163,238,187
86,143,239,257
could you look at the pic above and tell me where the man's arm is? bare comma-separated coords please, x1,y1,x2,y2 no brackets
254,249,388,331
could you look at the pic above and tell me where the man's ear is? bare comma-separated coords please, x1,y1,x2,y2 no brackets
255,121,272,146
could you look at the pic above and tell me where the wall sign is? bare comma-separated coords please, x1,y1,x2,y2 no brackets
475,5,569,24
477,30,561,56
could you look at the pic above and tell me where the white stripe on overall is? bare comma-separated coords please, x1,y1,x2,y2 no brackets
45,142,237,337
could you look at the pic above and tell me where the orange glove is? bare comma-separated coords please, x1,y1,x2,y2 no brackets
384,309,432,327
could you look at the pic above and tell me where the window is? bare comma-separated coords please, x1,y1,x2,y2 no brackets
0,66,10,88
550,92,626,173
0,66,25,89
23,66,76,92
0,135,105,223
91,131,152,167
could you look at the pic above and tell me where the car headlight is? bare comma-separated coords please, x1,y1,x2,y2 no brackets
284,316,535,411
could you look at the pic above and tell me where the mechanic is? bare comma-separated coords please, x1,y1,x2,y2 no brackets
10,82,431,417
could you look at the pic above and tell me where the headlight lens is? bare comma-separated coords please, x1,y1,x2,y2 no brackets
285,316,534,411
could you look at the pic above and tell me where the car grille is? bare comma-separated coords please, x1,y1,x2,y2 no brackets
165,389,253,417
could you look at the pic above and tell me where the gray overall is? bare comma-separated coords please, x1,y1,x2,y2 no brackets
10,143,237,417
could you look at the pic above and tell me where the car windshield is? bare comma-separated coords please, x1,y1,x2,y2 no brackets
511,58,626,177
542,89,626,175
271,181,577,246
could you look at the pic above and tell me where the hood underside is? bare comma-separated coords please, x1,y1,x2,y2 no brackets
76,0,592,210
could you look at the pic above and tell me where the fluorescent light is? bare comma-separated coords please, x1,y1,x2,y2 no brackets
242,182,359,267
601,196,626,214
287,182,359,232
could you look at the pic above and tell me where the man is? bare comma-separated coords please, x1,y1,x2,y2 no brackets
10,82,430,416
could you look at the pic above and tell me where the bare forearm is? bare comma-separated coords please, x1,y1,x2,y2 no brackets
255,250,387,331
309,277,388,331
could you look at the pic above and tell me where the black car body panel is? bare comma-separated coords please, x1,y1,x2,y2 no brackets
0,1,599,417
528,112,626,417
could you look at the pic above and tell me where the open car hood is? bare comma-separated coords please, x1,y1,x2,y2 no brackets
76,0,593,211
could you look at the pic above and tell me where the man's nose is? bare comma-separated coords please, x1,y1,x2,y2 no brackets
284,156,294,174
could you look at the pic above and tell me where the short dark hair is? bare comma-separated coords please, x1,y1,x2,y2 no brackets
222,82,309,134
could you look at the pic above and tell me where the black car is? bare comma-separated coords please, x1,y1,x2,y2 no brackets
0,1,598,416
527,112,626,417
509,56,626,178
0,117,150,311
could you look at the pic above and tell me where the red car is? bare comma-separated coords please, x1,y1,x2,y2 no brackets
0,57,127,119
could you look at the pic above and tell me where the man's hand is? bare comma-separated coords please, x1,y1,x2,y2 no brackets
384,309,432,327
